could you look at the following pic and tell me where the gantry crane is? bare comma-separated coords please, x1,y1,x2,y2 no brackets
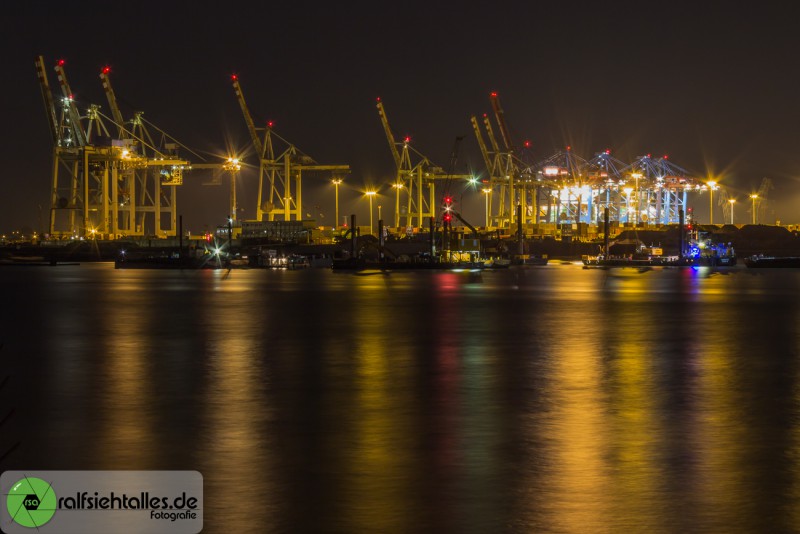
232,75,349,222
377,98,472,229
620,154,698,225
584,150,628,222
531,147,589,224
37,56,191,238
471,112,512,226
97,64,190,237
471,92,538,227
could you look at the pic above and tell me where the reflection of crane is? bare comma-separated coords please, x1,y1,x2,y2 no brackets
233,75,349,222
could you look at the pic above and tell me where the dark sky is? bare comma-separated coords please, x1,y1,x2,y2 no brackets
3,1,800,234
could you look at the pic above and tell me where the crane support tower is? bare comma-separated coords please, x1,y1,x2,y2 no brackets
231,75,349,222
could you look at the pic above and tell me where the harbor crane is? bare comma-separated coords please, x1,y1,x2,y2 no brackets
620,154,698,225
232,75,349,222
377,98,472,229
37,56,195,238
471,92,536,226
97,65,192,237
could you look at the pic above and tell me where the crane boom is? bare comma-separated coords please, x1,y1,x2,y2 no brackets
376,98,402,169
482,115,501,154
35,56,59,144
470,115,492,173
53,60,87,146
99,67,126,136
490,92,514,152
231,75,264,158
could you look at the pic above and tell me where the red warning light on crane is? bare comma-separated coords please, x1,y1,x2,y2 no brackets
267,121,274,128
566,145,571,151
231,74,237,81
663,154,669,160
404,136,411,143
605,149,611,154
376,97,381,102
490,92,497,97
57,59,65,66
102,66,110,74
524,140,531,148
444,196,452,204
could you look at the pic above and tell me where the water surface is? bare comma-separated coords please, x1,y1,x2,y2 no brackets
1,263,798,533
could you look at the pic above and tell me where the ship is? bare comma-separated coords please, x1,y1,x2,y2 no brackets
744,255,800,268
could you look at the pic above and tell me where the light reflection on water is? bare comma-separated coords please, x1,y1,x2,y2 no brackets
1,263,800,532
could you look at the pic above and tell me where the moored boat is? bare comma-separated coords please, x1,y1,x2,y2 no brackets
744,255,800,268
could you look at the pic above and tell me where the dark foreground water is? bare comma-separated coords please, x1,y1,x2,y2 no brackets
1,263,800,533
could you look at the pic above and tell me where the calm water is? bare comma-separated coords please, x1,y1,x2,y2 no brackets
1,263,800,533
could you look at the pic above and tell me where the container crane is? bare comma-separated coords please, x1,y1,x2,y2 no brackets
490,92,532,225
376,98,472,229
37,57,196,238
232,75,349,222
621,154,698,225
95,65,190,237
472,92,531,227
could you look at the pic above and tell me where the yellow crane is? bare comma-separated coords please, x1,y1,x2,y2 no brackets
377,98,472,229
232,75,349,222
36,56,196,239
96,65,190,237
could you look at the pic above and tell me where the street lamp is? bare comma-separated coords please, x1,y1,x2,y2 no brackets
482,188,492,227
332,178,343,228
750,194,758,224
392,182,403,228
707,181,717,224
729,198,736,224
224,157,241,221
365,191,377,235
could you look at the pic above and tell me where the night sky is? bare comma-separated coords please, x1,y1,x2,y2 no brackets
3,2,800,234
